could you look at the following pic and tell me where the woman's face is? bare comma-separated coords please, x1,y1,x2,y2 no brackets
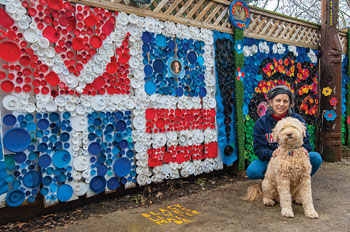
270,94,290,116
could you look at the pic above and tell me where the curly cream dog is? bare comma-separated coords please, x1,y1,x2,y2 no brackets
246,117,319,219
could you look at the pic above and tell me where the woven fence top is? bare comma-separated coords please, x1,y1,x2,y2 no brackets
70,0,346,51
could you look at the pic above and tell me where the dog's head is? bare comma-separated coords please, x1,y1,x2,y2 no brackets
271,117,306,147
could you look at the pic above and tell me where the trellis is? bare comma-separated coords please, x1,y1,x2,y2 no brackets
69,0,348,52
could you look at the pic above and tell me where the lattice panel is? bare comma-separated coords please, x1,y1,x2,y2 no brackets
70,0,347,51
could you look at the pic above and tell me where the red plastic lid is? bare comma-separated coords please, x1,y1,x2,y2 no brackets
155,118,165,129
163,152,172,163
19,56,31,66
90,35,102,49
106,63,117,74
101,19,115,36
91,76,105,90
45,71,60,87
1,80,14,92
145,109,156,120
0,41,21,62
84,14,98,27
72,37,84,51
176,153,185,163
43,25,60,43
0,9,14,29
48,0,64,11
118,53,130,65
0,71,6,79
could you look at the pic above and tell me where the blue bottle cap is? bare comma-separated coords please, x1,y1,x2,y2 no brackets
14,152,27,164
6,189,25,207
24,114,34,121
23,171,41,188
116,120,127,132
3,114,17,126
37,119,50,130
142,31,152,43
113,157,131,177
38,143,48,153
176,87,184,97
60,132,70,142
88,142,101,155
118,140,128,149
97,165,107,176
40,187,49,196
126,150,135,158
89,176,106,193
156,34,166,47
197,56,204,65
145,81,157,95
5,175,14,183
52,150,71,168
114,132,123,142
105,124,114,133
50,183,58,192
38,154,51,168
57,184,73,202
199,87,207,97
28,152,37,161
3,128,31,153
105,134,113,142
107,177,120,191
49,112,60,122
144,65,153,76
42,176,52,186
153,59,164,73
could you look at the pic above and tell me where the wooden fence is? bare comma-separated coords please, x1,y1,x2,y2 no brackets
69,0,348,52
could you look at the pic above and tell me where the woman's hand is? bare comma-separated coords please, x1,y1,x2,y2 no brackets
272,148,280,158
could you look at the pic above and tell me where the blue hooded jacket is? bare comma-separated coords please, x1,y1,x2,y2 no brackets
253,111,312,161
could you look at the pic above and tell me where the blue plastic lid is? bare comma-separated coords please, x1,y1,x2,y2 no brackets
199,87,207,97
88,142,101,155
23,171,41,188
105,134,113,142
5,175,14,183
126,150,135,158
3,128,31,152
156,34,166,47
6,189,25,207
176,87,184,97
97,165,107,176
116,120,127,132
60,132,70,142
14,152,27,164
107,177,120,190
38,143,48,153
113,157,131,177
52,150,71,168
50,183,58,192
25,114,34,121
37,119,50,130
168,40,175,50
89,176,106,193
3,114,17,126
40,187,49,196
57,184,73,202
145,81,156,95
105,124,114,133
118,140,128,149
26,122,37,132
144,65,153,76
153,59,164,73
28,152,37,161
142,32,152,43
49,112,60,122
197,56,204,65
38,154,51,168
42,176,52,186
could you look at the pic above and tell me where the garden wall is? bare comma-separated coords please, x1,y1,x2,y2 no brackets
0,0,346,212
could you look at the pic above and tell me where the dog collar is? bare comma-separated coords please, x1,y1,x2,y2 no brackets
288,146,302,156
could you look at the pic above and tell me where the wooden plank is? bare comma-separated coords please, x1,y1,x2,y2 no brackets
279,23,296,40
153,0,169,13
204,5,222,24
175,0,195,17
196,2,215,21
265,19,280,37
164,0,182,15
186,0,206,19
213,7,228,26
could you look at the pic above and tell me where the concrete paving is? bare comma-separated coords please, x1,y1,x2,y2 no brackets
50,162,350,232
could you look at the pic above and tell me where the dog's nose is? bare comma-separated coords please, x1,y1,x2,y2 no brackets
287,133,292,138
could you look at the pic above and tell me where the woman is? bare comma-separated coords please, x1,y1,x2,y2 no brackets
246,85,322,179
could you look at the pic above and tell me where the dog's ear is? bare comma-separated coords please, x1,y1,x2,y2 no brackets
272,127,279,143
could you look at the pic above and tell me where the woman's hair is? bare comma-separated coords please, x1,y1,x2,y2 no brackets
266,85,294,115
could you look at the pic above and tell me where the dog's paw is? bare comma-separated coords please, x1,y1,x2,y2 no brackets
281,208,294,218
263,198,275,206
305,210,319,219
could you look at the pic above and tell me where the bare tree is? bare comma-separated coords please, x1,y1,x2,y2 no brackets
246,0,350,27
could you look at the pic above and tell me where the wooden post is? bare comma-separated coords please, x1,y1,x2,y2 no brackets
320,0,342,161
